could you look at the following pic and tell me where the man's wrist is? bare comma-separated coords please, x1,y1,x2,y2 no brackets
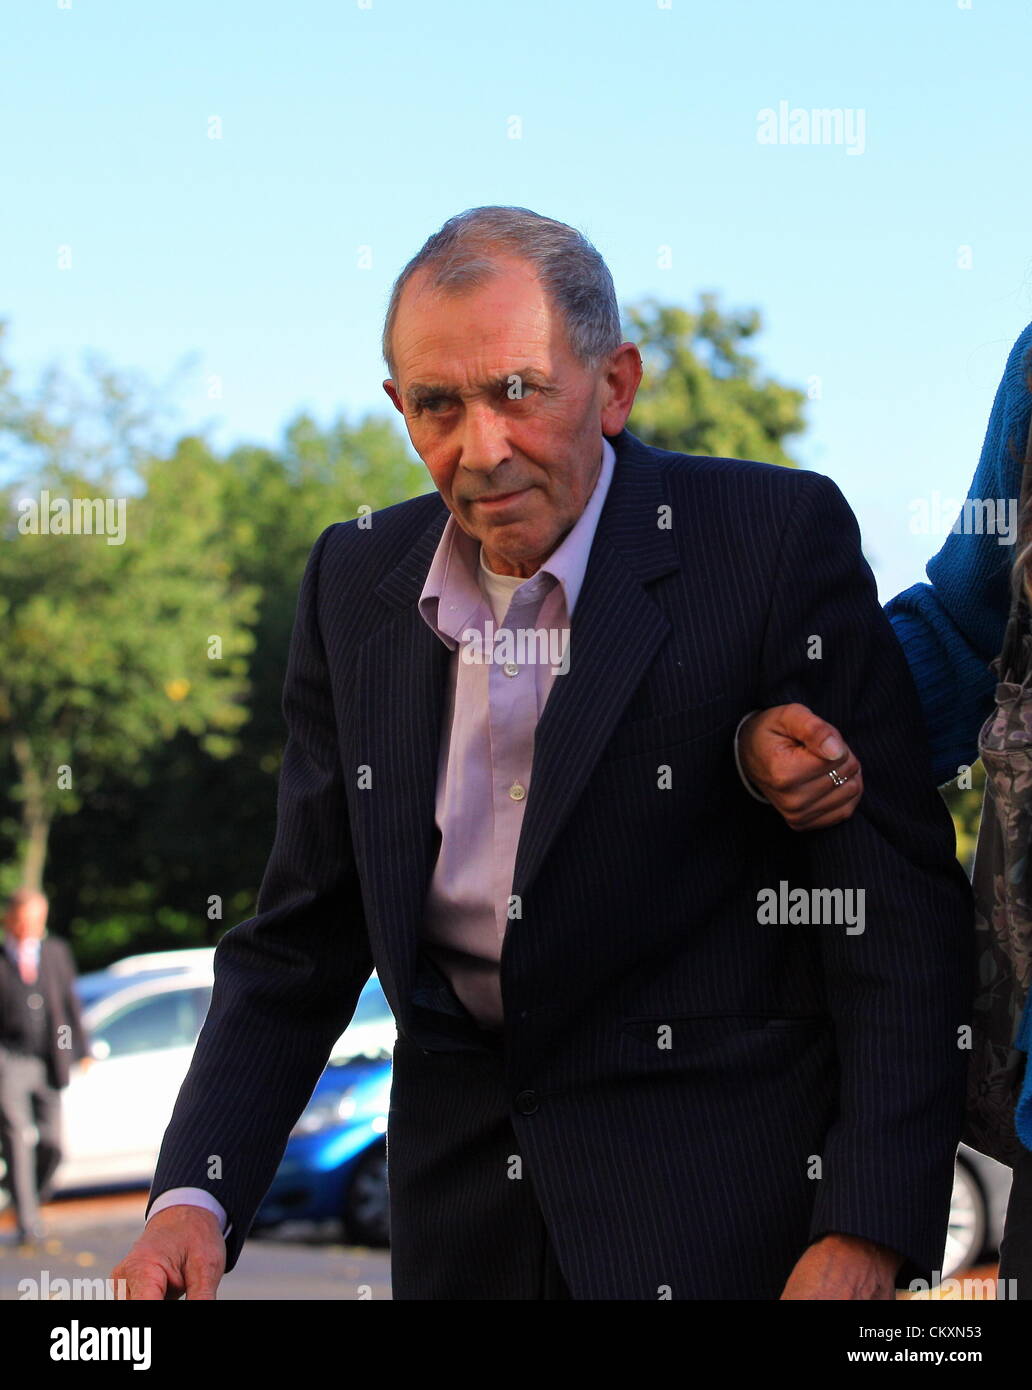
819,1231,903,1274
147,1187,231,1239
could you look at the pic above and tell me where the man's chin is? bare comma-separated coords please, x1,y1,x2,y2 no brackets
478,527,550,575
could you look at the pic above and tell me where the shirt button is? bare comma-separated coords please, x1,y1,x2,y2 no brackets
503,662,519,677
514,1089,539,1115
509,782,526,801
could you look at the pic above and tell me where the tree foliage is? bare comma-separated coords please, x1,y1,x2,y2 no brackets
0,338,258,895
625,293,807,467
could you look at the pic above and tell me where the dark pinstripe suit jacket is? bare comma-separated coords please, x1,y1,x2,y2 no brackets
148,427,974,1296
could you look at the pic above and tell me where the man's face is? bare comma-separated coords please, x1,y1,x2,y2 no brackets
383,254,641,577
4,895,47,942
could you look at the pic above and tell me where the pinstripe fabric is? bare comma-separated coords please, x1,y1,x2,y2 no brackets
147,427,974,1299
386,1035,572,1299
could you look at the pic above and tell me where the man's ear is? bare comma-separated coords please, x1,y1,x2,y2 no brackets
599,343,643,438
383,379,404,413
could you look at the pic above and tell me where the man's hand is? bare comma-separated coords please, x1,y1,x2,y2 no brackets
780,1233,901,1300
739,703,864,830
112,1205,226,1300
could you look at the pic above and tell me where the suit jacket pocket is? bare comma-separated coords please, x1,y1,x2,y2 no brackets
620,1013,828,1045
598,697,741,764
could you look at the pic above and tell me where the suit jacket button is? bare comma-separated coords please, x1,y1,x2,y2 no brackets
514,1089,539,1115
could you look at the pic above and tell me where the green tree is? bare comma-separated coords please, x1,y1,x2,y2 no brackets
44,409,427,965
0,344,259,894
941,761,986,876
625,294,807,467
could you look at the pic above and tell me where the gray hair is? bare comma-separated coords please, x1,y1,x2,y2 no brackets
381,206,622,382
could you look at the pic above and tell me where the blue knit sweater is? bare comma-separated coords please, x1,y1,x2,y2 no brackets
884,319,1032,789
884,321,1032,786
881,321,1032,1150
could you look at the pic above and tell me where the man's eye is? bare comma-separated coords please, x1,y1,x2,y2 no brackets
419,397,451,414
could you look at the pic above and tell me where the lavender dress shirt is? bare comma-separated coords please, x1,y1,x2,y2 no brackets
416,436,615,1028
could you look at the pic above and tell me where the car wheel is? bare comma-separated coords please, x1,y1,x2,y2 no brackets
344,1142,389,1247
943,1159,987,1279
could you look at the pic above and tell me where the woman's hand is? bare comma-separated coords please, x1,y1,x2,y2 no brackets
739,703,864,830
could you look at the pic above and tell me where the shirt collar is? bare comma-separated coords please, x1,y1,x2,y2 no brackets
418,436,616,646
4,935,42,962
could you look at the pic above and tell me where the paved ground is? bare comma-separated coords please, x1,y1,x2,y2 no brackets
0,1190,392,1300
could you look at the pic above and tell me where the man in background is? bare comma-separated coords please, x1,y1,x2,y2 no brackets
0,888,90,1245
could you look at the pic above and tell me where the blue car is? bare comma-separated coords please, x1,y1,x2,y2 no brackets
254,976,395,1246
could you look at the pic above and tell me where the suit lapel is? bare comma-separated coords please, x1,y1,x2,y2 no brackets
351,429,680,978
512,430,679,900
353,509,451,994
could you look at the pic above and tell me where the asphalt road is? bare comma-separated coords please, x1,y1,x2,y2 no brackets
0,1190,392,1300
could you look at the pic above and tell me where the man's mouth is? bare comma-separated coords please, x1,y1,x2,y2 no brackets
470,489,527,510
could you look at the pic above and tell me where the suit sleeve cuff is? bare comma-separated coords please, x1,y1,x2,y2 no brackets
146,1187,232,1240
734,710,771,803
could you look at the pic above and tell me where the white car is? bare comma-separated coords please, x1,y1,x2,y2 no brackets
55,950,217,1189
50,947,391,1192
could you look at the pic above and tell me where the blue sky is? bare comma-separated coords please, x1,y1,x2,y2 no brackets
3,0,1032,600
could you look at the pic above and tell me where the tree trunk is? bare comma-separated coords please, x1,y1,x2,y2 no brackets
10,728,51,891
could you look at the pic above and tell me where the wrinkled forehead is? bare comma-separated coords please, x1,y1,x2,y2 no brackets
392,258,569,384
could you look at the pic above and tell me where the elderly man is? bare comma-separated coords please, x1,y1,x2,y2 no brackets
115,206,973,1300
0,889,90,1245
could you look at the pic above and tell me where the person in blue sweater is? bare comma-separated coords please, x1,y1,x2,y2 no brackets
737,319,1032,1294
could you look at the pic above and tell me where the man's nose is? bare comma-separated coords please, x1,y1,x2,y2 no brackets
457,401,512,475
